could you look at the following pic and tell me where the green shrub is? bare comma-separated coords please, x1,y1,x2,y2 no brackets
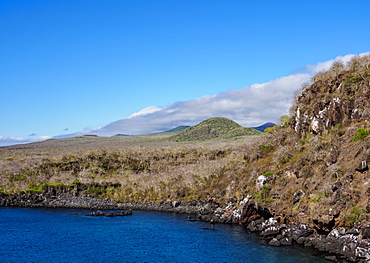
87,187,106,195
309,192,327,203
264,126,277,132
72,179,81,185
279,115,291,128
256,184,274,204
345,206,365,228
0,185,9,195
11,174,26,182
26,188,42,193
352,128,369,142
26,183,64,193
301,134,313,144
260,145,273,152
344,77,362,83
26,182,42,193
39,183,64,188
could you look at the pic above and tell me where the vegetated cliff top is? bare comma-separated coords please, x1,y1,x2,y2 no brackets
259,53,370,231
291,54,370,137
169,117,261,142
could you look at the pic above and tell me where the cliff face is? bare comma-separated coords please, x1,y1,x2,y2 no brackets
291,55,370,136
256,55,370,232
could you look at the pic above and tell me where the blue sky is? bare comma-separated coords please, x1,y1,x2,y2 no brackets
1,0,370,145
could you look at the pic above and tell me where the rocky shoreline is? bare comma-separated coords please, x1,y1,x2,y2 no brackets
1,189,370,262
119,200,370,262
0,191,118,210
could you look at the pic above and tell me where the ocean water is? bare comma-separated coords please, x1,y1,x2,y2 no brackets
0,207,328,263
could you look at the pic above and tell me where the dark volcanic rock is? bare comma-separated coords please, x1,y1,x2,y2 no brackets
312,214,337,234
279,237,293,246
243,214,370,261
362,226,370,239
331,181,342,192
356,160,369,173
268,238,280,246
292,190,305,204
0,189,118,210
260,226,281,237
286,223,315,242
86,210,133,217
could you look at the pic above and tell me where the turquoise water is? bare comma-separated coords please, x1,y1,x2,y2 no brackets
0,208,328,262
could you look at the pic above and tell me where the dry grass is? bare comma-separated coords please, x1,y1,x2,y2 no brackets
0,135,263,206
1,122,370,229
2,55,370,229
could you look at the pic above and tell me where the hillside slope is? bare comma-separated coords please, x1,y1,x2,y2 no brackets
2,54,370,261
261,54,370,231
291,55,370,137
170,117,261,141
138,126,190,137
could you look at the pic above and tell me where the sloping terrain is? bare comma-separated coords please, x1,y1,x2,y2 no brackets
170,117,261,141
136,126,190,137
2,55,370,239
291,55,370,137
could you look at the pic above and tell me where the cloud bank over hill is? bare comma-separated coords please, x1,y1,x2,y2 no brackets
85,53,367,137
89,73,311,136
1,52,368,146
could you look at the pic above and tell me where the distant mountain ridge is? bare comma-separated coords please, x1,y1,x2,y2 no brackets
252,122,277,132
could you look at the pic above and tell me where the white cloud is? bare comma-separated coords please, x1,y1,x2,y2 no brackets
304,52,370,74
0,135,52,147
88,72,311,136
4,52,369,145
127,106,163,119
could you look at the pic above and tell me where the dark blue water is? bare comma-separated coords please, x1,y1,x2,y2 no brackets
0,208,328,262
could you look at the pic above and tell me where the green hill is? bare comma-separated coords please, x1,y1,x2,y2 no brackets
169,117,261,142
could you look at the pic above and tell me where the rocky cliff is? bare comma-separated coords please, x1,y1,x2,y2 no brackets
291,55,370,136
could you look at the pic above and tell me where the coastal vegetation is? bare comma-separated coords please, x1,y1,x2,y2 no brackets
352,128,370,142
2,54,370,236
